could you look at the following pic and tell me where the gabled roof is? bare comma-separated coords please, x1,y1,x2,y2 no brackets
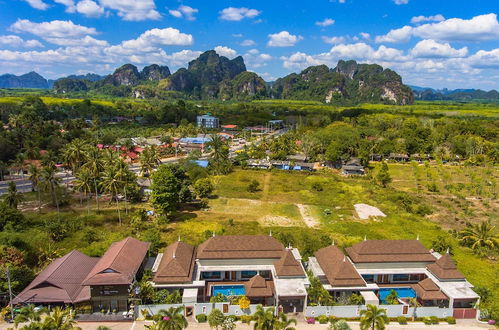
245,275,274,297
83,237,149,286
413,278,448,301
13,250,98,304
196,235,285,260
346,240,436,263
315,245,366,287
274,249,305,277
153,241,196,284
427,254,465,280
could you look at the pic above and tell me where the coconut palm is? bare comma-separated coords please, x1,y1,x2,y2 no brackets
115,159,133,214
253,306,277,330
149,306,187,330
0,160,7,181
359,304,389,330
40,306,77,330
275,312,297,330
102,148,119,167
459,220,498,251
100,165,122,225
84,147,103,211
63,139,88,174
74,167,93,213
10,153,27,179
5,181,24,209
41,164,61,214
14,304,45,327
139,146,161,182
28,164,42,212
408,297,421,321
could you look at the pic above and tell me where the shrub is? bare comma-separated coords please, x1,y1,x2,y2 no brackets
329,320,351,330
317,315,328,324
397,316,407,324
422,317,432,325
445,316,456,324
240,315,253,324
195,314,207,323
247,179,260,192
328,315,338,323
306,317,316,324
430,316,439,324
311,182,323,191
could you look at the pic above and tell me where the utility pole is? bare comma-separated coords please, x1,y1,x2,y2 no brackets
6,266,14,322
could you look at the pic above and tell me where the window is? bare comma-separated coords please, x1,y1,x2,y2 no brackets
392,274,410,282
240,271,257,280
201,271,222,280
362,275,375,283
409,274,425,281
259,270,271,280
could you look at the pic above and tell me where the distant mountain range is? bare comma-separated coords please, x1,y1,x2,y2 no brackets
7,50,496,104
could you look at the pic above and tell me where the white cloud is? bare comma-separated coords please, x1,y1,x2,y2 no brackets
22,0,48,10
169,5,198,21
243,49,272,68
359,32,370,40
0,35,44,48
240,39,256,46
219,7,261,21
376,13,499,43
411,39,467,58
214,46,237,58
316,18,335,27
468,49,499,69
281,52,322,70
322,36,346,44
165,50,202,66
267,31,303,47
98,0,160,21
232,34,243,38
76,0,105,17
410,14,445,24
393,0,408,4
53,0,76,12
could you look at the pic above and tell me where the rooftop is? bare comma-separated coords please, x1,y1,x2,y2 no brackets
413,278,448,301
274,249,306,277
346,240,436,263
315,245,366,287
196,235,285,260
153,241,196,284
427,253,465,280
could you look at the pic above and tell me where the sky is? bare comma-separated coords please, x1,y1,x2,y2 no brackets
0,0,498,89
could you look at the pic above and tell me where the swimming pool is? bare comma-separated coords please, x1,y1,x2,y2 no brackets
379,288,416,303
211,285,246,297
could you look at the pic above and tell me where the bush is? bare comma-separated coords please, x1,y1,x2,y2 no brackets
422,317,432,325
445,316,456,324
195,314,207,323
247,179,260,192
240,315,253,324
329,320,351,330
397,316,407,324
317,315,328,324
430,316,439,324
306,317,316,324
328,315,338,323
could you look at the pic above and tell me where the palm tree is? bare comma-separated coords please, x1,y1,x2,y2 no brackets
28,164,42,212
359,304,389,330
408,297,421,321
253,305,277,330
275,313,297,330
11,153,27,179
5,181,24,209
100,165,122,225
149,306,187,330
115,159,133,214
74,167,93,213
14,304,45,327
84,147,103,211
63,139,88,174
139,146,161,183
459,220,498,251
102,148,119,167
0,160,7,181
40,306,77,330
41,164,61,214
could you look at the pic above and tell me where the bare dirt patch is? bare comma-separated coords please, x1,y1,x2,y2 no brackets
296,203,320,228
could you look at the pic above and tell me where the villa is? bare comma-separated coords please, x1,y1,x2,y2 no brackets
151,235,309,313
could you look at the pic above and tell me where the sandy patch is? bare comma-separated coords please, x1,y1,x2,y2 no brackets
354,203,386,220
296,203,320,228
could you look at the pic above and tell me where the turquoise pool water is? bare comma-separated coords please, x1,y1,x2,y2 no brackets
211,285,246,297
379,288,416,303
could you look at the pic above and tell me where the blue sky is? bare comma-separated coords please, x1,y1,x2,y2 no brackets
1,0,498,89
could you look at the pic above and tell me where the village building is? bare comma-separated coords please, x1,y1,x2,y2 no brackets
197,114,219,129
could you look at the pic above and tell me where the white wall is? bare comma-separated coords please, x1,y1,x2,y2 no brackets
305,305,454,318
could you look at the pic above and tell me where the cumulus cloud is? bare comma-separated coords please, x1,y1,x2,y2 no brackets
98,0,160,21
281,52,322,70
322,36,346,44
393,0,408,4
267,31,303,47
214,46,238,58
0,35,44,48
359,32,370,40
22,0,49,10
169,5,198,21
410,14,445,24
219,7,261,21
243,49,272,68
240,39,256,46
376,13,499,43
316,18,335,27
410,39,468,58
165,50,202,66
76,0,105,17
53,0,76,12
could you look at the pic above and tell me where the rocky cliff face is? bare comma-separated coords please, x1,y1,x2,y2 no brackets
272,60,413,105
141,64,171,81
104,64,141,86
0,72,49,89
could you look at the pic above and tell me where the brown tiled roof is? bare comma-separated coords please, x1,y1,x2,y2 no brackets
413,278,448,301
196,235,284,260
245,275,274,297
346,240,436,263
315,245,366,287
13,250,98,304
83,237,150,286
427,254,465,280
153,241,196,284
274,249,305,277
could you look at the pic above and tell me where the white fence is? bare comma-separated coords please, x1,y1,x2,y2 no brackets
137,303,274,318
305,305,454,318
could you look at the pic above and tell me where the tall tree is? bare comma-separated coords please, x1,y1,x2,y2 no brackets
41,164,61,214
100,165,122,225
376,162,392,188
74,167,93,213
27,164,42,212
253,305,278,330
208,134,231,175
84,147,103,211
5,181,23,209
63,138,88,174
459,220,498,251
139,145,161,182
150,165,181,216
148,306,187,330
359,304,389,330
